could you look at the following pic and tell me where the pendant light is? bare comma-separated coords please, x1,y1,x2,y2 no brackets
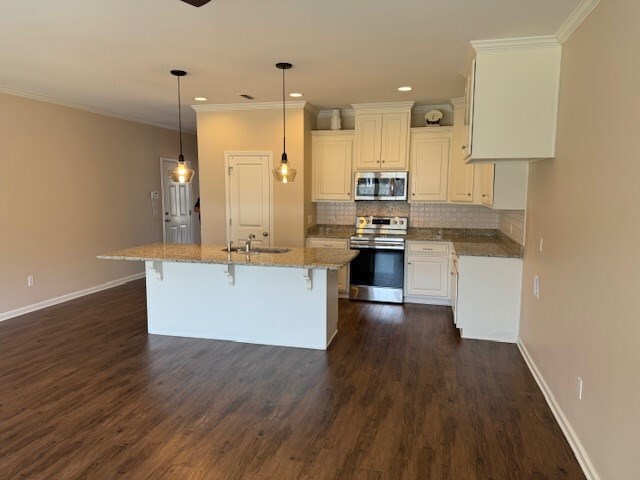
273,62,297,183
170,69,195,184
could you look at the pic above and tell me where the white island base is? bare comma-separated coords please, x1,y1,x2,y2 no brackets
145,261,339,350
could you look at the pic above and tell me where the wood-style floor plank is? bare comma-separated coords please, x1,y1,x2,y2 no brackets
0,280,585,479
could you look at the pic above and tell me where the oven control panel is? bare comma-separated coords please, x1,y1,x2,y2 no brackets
355,216,408,232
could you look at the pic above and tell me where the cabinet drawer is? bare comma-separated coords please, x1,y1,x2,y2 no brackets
407,242,449,254
307,238,349,249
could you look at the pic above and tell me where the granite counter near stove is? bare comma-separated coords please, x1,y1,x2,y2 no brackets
306,225,524,258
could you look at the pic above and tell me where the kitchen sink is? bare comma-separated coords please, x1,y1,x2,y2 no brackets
222,247,290,254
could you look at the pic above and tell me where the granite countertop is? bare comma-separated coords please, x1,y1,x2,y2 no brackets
406,228,524,258
98,243,359,270
306,225,523,259
306,224,355,239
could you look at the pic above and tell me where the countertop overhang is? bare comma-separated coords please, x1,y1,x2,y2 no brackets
98,243,359,270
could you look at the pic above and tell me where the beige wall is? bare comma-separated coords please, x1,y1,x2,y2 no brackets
520,1,640,479
196,108,309,247
0,92,198,316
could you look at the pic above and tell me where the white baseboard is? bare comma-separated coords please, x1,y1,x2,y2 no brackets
0,272,146,323
517,338,601,480
461,330,517,343
403,295,452,306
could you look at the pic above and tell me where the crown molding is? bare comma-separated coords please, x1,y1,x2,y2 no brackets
556,0,601,44
471,35,560,51
192,101,309,113
0,84,192,133
351,101,415,111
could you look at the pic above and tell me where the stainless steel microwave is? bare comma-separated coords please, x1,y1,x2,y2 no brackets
354,171,408,201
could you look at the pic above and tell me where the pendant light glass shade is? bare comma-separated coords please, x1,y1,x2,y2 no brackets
272,153,297,183
170,154,195,183
273,62,296,183
170,69,195,184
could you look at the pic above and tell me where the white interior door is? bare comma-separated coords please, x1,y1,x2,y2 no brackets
161,157,193,244
226,153,272,247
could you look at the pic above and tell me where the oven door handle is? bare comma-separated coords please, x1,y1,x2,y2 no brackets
351,243,405,251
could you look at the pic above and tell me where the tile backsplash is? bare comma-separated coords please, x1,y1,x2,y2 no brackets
409,203,499,229
499,210,526,245
317,202,501,229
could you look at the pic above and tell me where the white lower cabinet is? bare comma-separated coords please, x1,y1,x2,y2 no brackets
404,242,451,304
307,238,350,295
455,255,523,343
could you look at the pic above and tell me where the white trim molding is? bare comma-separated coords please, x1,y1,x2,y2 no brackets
192,101,310,113
0,84,185,133
517,338,602,480
0,272,146,323
450,97,465,108
351,101,415,111
556,0,602,44
472,35,560,51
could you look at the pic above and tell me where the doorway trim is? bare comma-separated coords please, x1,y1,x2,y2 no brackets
224,151,275,244
160,156,193,243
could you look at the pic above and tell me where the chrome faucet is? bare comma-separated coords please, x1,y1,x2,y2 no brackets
245,234,256,253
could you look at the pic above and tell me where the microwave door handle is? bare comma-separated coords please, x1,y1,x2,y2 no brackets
390,178,395,196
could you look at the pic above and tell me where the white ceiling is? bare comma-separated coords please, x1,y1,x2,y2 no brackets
0,0,581,132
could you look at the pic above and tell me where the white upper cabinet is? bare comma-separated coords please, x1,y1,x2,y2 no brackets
353,102,413,171
449,97,475,202
463,38,562,163
479,162,528,210
312,131,354,202
409,128,452,202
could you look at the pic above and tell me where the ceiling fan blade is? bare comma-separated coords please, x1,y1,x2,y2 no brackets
180,0,212,6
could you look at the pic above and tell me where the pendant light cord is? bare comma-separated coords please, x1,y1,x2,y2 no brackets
177,75,184,160
282,66,286,159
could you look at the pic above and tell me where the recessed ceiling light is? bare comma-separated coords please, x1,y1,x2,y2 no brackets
289,92,303,98
194,97,207,102
398,86,413,92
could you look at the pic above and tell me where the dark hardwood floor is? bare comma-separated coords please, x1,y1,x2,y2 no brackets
0,280,584,480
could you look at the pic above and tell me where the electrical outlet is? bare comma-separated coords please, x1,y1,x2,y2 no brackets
577,377,583,400
27,275,34,287
533,275,540,299
150,191,160,199
539,238,544,253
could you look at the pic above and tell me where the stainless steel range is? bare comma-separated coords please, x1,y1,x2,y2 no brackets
349,216,407,303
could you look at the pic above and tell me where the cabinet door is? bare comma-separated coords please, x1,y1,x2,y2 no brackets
410,135,450,202
380,112,409,170
312,136,353,201
449,103,474,203
463,59,477,158
355,114,383,169
307,238,350,294
405,255,449,297
480,164,495,206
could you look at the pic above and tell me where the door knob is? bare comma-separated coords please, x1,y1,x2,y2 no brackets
263,232,269,237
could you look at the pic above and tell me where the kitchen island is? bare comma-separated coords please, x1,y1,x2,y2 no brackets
98,243,358,350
